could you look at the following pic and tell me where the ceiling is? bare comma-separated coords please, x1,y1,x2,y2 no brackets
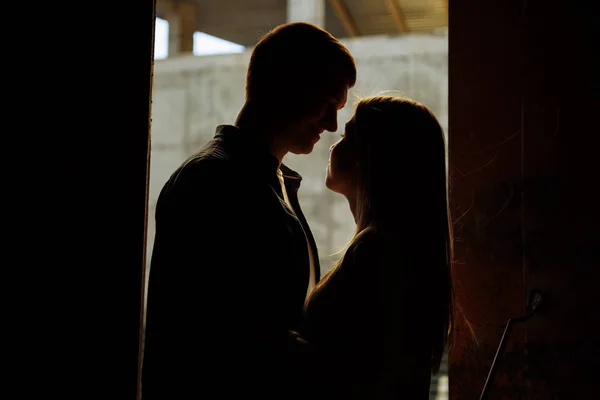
156,0,448,47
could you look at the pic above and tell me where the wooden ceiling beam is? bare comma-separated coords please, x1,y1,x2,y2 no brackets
385,0,409,33
328,0,360,37
441,0,448,22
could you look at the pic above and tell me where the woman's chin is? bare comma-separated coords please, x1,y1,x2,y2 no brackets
325,173,333,191
325,176,340,193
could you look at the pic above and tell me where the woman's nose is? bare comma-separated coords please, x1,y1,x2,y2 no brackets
329,144,335,152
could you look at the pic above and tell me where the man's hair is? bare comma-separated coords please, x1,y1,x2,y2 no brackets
245,22,356,115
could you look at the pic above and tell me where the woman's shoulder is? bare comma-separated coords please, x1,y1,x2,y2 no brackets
344,226,393,270
348,226,403,258
346,226,416,278
348,226,382,253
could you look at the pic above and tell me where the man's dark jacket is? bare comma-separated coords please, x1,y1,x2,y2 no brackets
141,125,321,399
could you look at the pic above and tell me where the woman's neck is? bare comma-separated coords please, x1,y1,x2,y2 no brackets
345,192,358,224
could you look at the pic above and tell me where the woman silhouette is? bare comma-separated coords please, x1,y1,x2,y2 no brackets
304,96,455,399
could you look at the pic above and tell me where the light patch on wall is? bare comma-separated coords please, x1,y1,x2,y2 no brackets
193,32,245,56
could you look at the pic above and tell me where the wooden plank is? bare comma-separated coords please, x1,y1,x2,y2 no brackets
385,0,409,33
328,0,360,37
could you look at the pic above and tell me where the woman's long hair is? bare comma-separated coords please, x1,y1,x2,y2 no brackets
311,95,454,374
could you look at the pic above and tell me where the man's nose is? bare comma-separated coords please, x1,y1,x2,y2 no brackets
323,110,338,132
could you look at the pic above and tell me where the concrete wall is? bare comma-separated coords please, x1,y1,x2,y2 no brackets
147,31,448,279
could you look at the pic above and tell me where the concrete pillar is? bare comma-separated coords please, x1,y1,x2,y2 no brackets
165,1,196,56
287,0,325,27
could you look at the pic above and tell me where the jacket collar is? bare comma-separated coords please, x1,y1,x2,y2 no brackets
214,124,303,185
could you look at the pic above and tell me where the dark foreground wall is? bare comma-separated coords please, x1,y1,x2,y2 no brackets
449,0,600,398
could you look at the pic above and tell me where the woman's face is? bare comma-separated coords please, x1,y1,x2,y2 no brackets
325,118,359,196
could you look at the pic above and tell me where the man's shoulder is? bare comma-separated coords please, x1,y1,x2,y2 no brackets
176,151,232,182
159,142,236,198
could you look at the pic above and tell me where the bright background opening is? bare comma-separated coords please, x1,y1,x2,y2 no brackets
154,17,245,59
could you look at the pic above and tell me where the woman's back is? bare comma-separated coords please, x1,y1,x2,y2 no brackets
304,227,433,399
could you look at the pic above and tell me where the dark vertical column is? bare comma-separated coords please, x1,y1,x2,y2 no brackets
14,0,156,398
520,0,600,397
448,1,528,397
449,0,600,398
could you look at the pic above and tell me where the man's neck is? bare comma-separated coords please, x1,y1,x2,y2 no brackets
235,103,287,165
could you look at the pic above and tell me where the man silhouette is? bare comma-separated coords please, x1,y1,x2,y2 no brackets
142,22,356,399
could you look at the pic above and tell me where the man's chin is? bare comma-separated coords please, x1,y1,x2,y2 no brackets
289,144,316,155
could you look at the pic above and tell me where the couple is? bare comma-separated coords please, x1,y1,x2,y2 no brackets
142,22,454,400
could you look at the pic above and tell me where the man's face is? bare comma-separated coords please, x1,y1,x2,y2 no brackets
284,85,349,156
